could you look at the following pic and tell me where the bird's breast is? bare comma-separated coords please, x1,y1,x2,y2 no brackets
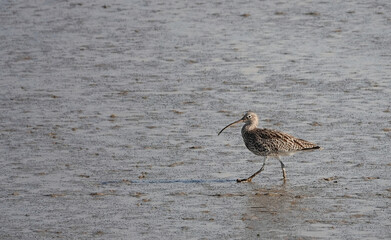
242,132,268,156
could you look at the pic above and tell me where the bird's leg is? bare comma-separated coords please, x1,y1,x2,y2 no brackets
237,157,267,183
278,157,287,180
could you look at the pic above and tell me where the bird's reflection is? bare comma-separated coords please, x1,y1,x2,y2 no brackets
242,183,305,237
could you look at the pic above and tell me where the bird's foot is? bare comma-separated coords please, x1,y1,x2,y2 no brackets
282,168,287,180
237,178,252,183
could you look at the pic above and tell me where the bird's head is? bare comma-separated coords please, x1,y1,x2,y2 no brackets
241,111,258,124
218,111,259,135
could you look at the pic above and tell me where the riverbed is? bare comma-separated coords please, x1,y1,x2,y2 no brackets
1,0,390,239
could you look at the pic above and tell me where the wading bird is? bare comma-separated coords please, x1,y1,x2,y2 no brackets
218,111,321,182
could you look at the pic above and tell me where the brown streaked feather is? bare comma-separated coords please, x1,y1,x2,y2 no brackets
243,128,319,156
293,138,319,149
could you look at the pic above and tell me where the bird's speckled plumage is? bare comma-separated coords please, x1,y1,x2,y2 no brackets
242,127,319,157
218,111,321,182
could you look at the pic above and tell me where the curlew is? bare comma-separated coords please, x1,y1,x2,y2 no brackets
218,111,321,183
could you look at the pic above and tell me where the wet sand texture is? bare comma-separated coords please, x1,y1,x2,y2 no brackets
1,0,391,239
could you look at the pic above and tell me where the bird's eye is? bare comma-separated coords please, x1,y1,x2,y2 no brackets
247,115,252,119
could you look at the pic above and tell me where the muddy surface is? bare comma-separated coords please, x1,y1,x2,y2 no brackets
1,0,390,239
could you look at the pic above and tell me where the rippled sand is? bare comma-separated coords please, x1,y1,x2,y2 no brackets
1,0,390,239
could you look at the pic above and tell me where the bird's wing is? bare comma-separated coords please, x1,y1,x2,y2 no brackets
254,128,318,151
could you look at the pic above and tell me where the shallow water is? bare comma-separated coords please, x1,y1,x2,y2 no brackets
1,0,390,239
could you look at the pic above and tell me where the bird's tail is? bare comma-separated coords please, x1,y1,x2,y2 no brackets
302,146,323,151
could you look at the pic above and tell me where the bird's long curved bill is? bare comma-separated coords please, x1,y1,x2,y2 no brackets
218,119,244,135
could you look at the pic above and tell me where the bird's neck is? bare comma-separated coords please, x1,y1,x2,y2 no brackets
242,121,258,135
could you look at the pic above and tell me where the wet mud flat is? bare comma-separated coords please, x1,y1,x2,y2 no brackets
1,0,391,239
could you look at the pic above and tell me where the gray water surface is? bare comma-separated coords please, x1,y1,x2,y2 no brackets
1,0,390,239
